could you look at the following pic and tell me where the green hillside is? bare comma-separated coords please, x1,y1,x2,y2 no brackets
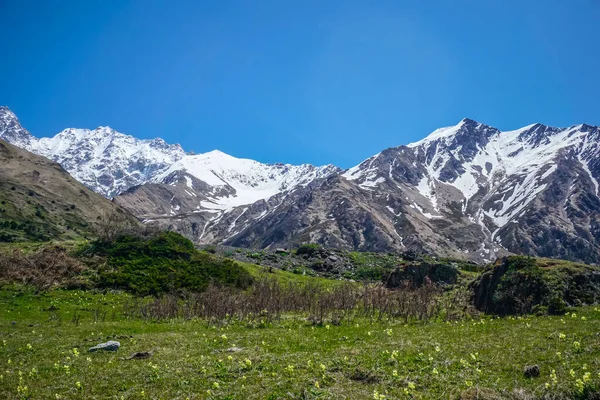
0,140,139,242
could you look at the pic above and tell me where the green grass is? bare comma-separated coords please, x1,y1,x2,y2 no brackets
0,239,86,255
1,287,599,399
240,261,346,287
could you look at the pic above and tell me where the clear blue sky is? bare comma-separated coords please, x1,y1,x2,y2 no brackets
1,1,599,168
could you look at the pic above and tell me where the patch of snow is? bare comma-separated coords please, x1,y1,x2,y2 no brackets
184,175,194,189
359,176,385,189
228,208,248,233
578,135,599,196
415,176,439,211
412,202,442,219
386,206,402,216
342,153,381,181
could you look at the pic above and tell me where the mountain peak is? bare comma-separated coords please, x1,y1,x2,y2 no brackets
95,125,115,132
407,119,472,148
0,106,18,121
460,117,478,125
202,149,228,157
0,106,36,148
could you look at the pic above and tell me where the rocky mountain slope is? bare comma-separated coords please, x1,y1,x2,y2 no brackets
0,139,139,242
2,106,599,263
153,118,599,264
335,118,600,262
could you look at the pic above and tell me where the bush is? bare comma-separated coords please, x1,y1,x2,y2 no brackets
295,243,320,256
203,245,217,254
356,266,387,281
88,232,253,296
385,262,459,288
473,257,549,315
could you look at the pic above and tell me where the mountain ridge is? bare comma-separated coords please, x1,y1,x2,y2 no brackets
1,106,599,263
0,106,339,200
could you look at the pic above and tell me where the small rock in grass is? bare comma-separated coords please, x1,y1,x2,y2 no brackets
126,351,153,360
226,347,243,352
88,340,120,352
523,365,540,378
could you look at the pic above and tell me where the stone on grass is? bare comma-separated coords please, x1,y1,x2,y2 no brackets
88,340,120,352
226,347,243,352
126,351,153,360
523,365,540,378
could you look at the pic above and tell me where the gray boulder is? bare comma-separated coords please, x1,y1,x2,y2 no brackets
88,340,120,352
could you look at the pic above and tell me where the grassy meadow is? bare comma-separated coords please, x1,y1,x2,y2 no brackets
1,285,599,400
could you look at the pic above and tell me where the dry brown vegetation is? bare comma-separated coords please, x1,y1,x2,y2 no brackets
0,246,86,290
122,275,476,325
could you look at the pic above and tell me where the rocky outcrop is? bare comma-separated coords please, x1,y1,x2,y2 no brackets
471,256,600,315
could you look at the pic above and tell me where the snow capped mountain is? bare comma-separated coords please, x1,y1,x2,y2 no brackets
337,118,600,262
406,118,599,229
32,127,187,198
154,150,339,211
117,117,600,264
2,105,599,263
0,106,36,149
158,118,599,263
0,107,187,198
0,107,338,203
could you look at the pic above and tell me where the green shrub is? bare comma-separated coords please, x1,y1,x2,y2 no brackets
474,257,549,315
295,243,320,256
385,262,459,288
203,245,217,254
356,266,387,281
88,232,253,296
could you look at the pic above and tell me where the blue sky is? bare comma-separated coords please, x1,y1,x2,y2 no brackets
1,1,599,168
